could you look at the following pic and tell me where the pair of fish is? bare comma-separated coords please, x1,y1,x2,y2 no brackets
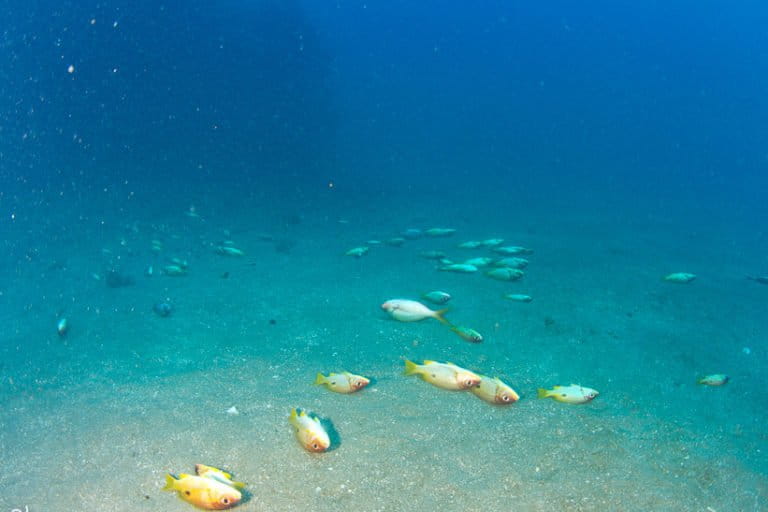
381,299,482,343
289,408,331,452
404,360,519,404
164,464,244,510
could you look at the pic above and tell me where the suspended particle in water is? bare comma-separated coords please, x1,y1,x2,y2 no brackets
67,64,75,73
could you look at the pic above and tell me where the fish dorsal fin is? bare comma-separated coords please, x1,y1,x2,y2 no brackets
329,372,338,376
312,415,321,425
423,360,436,365
179,473,192,479
299,409,307,418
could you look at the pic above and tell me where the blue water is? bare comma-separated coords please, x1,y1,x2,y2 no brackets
1,2,767,511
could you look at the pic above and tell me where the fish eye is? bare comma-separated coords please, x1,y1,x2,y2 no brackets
222,498,230,505
185,490,191,496
501,395,510,402
312,443,319,449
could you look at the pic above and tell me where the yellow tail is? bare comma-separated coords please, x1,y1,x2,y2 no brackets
404,359,419,376
314,373,327,386
537,388,549,399
162,474,177,491
434,308,450,325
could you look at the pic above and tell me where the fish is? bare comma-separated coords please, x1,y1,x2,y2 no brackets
480,238,505,247
419,250,447,260
425,228,456,237
162,265,187,276
486,268,524,281
381,299,449,323
537,384,599,404
289,408,331,452
493,257,529,269
215,246,245,256
422,290,451,304
402,228,423,240
195,464,246,490
458,240,483,249
450,325,483,343
664,272,696,283
345,246,369,257
504,293,533,302
57,318,68,337
494,246,533,255
384,237,406,247
746,275,768,285
439,263,478,273
403,359,481,390
315,371,370,393
462,257,493,267
163,473,241,510
697,374,729,386
471,376,520,405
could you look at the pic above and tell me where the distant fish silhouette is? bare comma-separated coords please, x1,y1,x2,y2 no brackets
747,275,768,285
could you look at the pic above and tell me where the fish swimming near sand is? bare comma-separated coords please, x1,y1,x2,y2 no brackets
471,376,520,405
381,299,449,323
315,371,370,393
538,384,599,404
403,359,481,390
195,464,246,490
289,408,331,453
449,325,483,343
163,473,241,510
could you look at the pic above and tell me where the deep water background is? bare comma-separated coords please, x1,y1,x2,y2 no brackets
2,0,768,222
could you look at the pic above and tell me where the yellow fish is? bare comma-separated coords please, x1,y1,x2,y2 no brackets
403,359,481,390
195,464,245,490
315,371,370,393
289,408,331,453
163,473,241,510
537,384,598,404
471,375,520,405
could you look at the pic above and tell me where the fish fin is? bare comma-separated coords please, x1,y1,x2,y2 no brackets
314,373,327,386
696,378,705,385
299,409,307,418
537,388,549,399
163,474,177,491
312,415,322,424
232,480,246,490
434,308,450,324
194,463,205,475
404,359,419,376
422,359,437,365
289,408,298,424
178,473,192,479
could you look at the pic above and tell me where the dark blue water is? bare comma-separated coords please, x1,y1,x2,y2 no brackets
1,2,767,510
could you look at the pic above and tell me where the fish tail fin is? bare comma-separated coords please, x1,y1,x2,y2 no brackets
163,474,177,491
537,388,549,399
434,308,450,324
696,378,705,385
314,373,327,386
404,359,419,376
289,408,298,425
